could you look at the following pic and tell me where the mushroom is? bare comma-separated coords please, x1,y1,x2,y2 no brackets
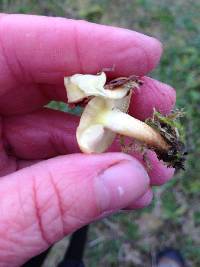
76,93,169,153
64,72,185,169
64,72,139,103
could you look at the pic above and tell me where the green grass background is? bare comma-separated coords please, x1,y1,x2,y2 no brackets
1,0,200,266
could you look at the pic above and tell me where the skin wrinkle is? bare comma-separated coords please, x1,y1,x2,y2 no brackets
47,158,130,232
16,174,28,231
141,33,163,71
18,177,63,250
32,176,50,246
0,221,23,252
0,21,49,114
13,44,28,84
5,121,51,160
47,169,65,238
115,42,149,75
48,122,78,155
43,164,86,233
0,234,19,263
0,180,40,265
73,23,84,74
96,159,129,179
141,46,150,74
31,171,67,242
135,43,150,74
0,117,17,175
3,109,78,160
0,163,69,262
1,17,82,95
49,132,68,157
3,184,42,255
1,117,16,157
59,132,74,154
0,26,20,85
16,172,43,235
0,213,37,263
48,113,76,156
48,135,61,157
54,192,86,234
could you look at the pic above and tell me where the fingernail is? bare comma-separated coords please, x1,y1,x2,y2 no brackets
95,158,149,213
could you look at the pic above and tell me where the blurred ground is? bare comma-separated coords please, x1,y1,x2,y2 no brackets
1,0,200,266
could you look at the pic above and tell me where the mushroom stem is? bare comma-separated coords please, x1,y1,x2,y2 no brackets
99,110,170,152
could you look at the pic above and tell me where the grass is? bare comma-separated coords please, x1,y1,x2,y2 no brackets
1,0,200,266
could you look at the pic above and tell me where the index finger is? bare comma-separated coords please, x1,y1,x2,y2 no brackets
0,14,162,86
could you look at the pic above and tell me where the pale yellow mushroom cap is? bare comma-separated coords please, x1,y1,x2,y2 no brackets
64,72,130,103
64,72,169,154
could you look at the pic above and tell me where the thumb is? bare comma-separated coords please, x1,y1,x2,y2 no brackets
0,153,149,266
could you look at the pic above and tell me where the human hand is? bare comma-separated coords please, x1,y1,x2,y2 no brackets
0,14,175,266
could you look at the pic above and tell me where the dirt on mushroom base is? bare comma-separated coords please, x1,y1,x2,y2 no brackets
145,110,186,170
